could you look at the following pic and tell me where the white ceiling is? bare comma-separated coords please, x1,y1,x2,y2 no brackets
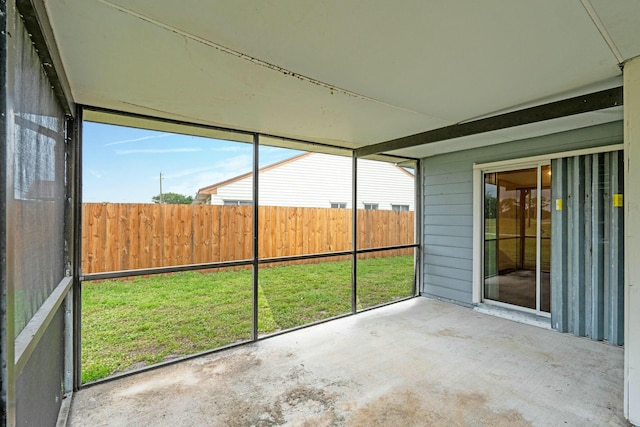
44,0,640,158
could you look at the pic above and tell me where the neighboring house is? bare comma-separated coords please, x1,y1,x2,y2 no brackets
194,152,415,211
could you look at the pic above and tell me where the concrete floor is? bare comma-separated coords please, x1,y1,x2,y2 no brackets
484,270,550,311
66,297,629,426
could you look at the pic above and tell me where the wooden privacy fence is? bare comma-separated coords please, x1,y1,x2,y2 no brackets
82,203,415,274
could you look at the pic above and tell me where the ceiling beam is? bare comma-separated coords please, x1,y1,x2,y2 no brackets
356,87,623,157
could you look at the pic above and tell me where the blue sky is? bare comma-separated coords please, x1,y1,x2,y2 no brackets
83,122,300,203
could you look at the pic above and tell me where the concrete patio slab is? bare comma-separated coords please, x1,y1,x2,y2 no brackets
66,297,628,426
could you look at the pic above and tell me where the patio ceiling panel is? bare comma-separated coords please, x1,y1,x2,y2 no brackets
79,0,622,120
43,1,636,152
44,0,452,148
587,0,640,63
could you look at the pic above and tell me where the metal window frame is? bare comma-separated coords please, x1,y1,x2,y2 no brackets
391,204,410,211
223,199,252,206
2,2,79,424
478,161,550,317
1,2,13,424
76,108,421,386
351,153,358,313
71,106,83,392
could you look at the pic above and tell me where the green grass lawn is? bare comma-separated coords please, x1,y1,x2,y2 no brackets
82,255,414,383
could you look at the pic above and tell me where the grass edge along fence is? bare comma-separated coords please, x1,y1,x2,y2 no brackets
82,203,415,274
82,255,415,383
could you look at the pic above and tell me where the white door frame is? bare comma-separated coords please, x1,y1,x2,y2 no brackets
474,161,549,315
472,144,624,310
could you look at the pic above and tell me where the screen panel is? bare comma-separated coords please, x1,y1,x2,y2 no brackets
82,123,254,274
11,10,66,334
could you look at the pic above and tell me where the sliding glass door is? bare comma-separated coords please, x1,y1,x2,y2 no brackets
483,164,551,314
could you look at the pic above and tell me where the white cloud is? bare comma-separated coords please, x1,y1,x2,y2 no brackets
214,154,252,171
164,155,253,196
163,154,251,180
116,148,203,155
104,133,171,146
88,169,103,178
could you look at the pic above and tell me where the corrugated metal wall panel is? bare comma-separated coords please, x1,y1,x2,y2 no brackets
551,151,624,345
551,158,570,331
607,152,625,345
590,154,605,341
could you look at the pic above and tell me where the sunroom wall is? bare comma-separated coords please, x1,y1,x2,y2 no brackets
421,121,624,304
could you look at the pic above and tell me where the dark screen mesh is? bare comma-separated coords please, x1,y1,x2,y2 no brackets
11,10,66,335
9,10,67,426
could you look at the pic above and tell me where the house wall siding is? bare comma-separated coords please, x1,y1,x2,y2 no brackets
421,121,624,304
211,153,415,210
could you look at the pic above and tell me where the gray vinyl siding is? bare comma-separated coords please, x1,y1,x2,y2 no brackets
421,121,623,304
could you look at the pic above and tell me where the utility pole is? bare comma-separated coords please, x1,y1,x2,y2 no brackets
159,172,164,204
